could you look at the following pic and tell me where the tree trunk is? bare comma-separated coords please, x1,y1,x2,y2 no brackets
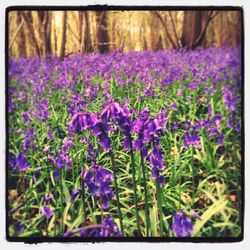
83,12,91,53
22,11,41,56
150,14,160,51
96,11,109,53
78,11,84,52
152,11,178,49
37,11,52,57
181,11,202,49
46,12,52,55
53,12,57,56
59,11,67,60
234,11,241,46
181,11,217,49
16,11,26,57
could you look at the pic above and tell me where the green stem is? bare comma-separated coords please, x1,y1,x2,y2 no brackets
179,166,182,210
54,211,57,236
100,198,104,221
72,156,75,184
128,135,141,236
46,218,49,236
191,147,195,208
60,169,64,236
140,151,150,237
110,151,124,234
156,179,163,237
81,175,87,226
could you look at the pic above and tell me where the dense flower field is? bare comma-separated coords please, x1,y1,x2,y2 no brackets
8,47,242,238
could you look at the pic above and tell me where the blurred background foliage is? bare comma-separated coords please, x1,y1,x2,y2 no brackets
8,10,242,59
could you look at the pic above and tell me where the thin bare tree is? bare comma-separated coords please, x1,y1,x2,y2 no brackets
96,11,109,53
22,11,41,56
59,11,67,60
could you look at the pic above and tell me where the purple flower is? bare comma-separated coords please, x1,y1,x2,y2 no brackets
22,111,30,124
148,148,165,171
68,112,112,152
8,153,16,170
68,112,99,132
52,150,72,170
81,166,114,210
53,169,60,181
15,152,29,171
41,206,54,219
47,129,54,140
97,133,112,152
172,122,179,131
183,132,201,148
177,89,183,97
44,194,53,202
98,216,123,237
23,128,36,151
100,102,130,121
169,102,178,110
185,120,191,130
69,189,80,202
68,93,86,116
217,133,224,146
100,102,132,136
172,211,193,237
235,122,241,132
62,137,74,150
14,222,25,234
222,86,238,111
124,135,131,150
190,210,202,221
213,114,223,128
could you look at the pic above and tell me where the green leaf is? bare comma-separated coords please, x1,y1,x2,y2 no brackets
192,198,228,236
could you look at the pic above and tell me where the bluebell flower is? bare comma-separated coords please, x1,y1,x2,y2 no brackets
69,189,80,202
41,206,54,219
172,211,193,237
22,111,30,124
15,152,29,171
81,166,114,210
183,132,200,148
14,222,25,234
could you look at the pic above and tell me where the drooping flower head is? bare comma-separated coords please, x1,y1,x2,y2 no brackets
68,112,99,133
69,189,80,203
68,112,112,152
97,216,123,237
100,102,133,150
15,152,29,171
172,211,194,237
14,222,25,234
183,132,201,148
41,206,54,219
81,165,115,210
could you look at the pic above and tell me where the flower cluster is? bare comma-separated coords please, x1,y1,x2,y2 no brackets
49,149,72,170
94,216,123,237
68,112,111,151
133,108,167,184
100,102,133,150
183,131,201,148
222,86,238,111
14,152,29,171
22,128,36,151
81,165,115,210
68,93,86,116
172,211,194,237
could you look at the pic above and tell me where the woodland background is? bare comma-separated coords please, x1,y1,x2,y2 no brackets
8,10,242,60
